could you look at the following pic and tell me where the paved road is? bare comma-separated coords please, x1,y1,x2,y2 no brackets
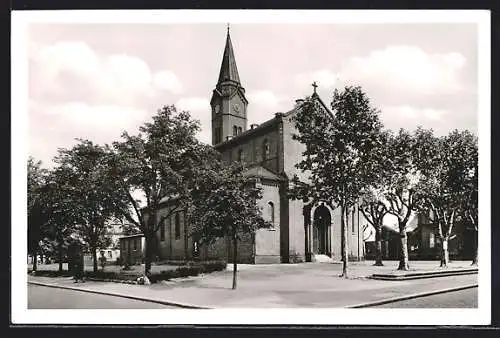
370,287,478,308
28,284,175,309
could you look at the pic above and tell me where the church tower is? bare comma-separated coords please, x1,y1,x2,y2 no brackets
211,26,248,145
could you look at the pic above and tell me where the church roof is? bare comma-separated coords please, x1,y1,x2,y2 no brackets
284,92,332,118
215,92,331,150
217,28,241,85
242,165,283,181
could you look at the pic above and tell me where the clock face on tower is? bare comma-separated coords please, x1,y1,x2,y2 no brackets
214,104,220,114
233,103,241,114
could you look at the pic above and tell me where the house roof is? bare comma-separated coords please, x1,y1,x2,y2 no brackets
242,165,283,181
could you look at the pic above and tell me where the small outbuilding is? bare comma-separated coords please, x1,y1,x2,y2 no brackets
119,233,145,266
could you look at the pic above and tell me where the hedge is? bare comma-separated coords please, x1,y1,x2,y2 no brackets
28,260,227,283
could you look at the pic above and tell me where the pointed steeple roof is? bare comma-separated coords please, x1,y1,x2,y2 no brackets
217,26,241,85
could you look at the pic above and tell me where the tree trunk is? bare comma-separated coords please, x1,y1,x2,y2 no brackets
340,204,348,278
471,230,478,266
58,244,63,272
374,225,383,266
232,237,238,290
304,223,310,262
32,249,38,272
398,228,410,271
92,247,98,273
144,234,152,276
440,238,450,267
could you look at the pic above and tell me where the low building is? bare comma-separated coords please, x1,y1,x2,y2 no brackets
119,233,146,265
409,213,475,260
363,213,419,260
363,211,476,261
83,222,128,266
83,249,121,266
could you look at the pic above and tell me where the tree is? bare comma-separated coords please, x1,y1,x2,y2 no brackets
417,130,478,267
359,188,388,266
110,105,211,276
27,157,50,271
290,86,386,278
359,130,392,266
190,163,271,289
42,166,80,271
380,128,432,271
463,145,478,265
54,140,121,272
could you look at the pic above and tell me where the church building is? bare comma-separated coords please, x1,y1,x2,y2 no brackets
152,28,365,264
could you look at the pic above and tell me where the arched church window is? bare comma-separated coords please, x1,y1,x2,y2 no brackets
233,126,238,136
238,127,242,135
268,202,275,225
238,149,244,162
262,140,270,160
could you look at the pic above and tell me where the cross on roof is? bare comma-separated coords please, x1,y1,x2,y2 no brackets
312,81,318,93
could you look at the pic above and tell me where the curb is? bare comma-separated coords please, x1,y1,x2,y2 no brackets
347,284,478,308
370,268,478,281
85,277,138,284
28,281,210,310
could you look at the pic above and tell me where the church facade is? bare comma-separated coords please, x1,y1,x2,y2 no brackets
151,29,365,264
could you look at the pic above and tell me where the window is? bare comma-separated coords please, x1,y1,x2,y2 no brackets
262,140,270,160
133,239,137,250
160,218,166,241
175,213,181,240
268,202,275,225
108,250,112,258
238,149,244,162
429,232,435,248
233,126,238,136
238,127,242,135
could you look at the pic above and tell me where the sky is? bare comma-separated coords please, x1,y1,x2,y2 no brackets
27,21,478,167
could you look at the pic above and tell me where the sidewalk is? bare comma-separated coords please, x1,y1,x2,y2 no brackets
28,260,478,308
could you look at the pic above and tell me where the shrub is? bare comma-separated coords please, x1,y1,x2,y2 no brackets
85,270,137,281
148,261,226,283
28,259,227,283
29,270,73,277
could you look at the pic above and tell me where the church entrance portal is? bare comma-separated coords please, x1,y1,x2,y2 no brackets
313,205,331,255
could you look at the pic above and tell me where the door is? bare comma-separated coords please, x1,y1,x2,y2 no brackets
313,205,331,255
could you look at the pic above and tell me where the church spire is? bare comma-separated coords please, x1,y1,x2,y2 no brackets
217,24,241,85
211,26,248,145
